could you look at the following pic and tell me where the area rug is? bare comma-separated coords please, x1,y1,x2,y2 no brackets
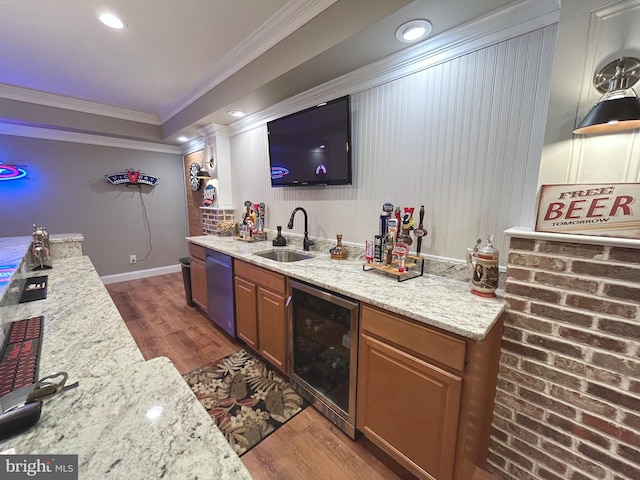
183,349,306,456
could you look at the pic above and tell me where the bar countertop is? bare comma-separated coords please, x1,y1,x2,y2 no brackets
0,237,252,480
187,234,506,341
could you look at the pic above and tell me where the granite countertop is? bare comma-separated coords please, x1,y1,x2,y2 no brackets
0,233,85,304
0,236,32,302
0,239,252,480
1,357,250,479
187,235,505,340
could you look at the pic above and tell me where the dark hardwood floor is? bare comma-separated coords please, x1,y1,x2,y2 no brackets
106,272,404,480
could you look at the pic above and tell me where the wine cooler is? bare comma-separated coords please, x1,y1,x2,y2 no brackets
288,279,359,438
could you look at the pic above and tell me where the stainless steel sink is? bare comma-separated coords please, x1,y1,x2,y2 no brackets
253,249,313,262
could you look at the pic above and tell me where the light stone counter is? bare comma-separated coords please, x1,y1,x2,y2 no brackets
0,236,32,304
0,233,84,307
187,235,505,340
0,357,251,480
2,256,145,378
0,237,252,480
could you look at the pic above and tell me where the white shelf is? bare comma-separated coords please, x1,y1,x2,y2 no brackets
504,227,640,249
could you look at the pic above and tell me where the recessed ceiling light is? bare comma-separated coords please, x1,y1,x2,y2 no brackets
99,13,126,29
395,19,432,43
177,136,189,143
228,110,246,118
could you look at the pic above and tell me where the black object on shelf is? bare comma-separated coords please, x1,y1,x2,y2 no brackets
19,276,48,303
179,257,195,307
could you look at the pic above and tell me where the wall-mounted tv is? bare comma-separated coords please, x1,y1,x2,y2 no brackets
267,95,352,187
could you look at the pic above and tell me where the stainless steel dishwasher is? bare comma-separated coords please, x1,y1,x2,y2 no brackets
205,250,235,337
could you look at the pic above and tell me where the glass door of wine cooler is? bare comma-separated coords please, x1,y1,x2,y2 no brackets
289,279,359,438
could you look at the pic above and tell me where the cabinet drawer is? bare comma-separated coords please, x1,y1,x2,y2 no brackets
361,304,466,372
235,260,286,295
189,242,206,261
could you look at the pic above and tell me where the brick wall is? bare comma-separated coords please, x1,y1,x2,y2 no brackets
183,150,204,237
202,208,236,235
487,235,640,480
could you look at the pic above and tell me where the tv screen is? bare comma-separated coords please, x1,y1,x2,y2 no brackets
267,95,352,187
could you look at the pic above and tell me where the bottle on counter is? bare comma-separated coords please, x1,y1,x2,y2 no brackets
330,234,348,260
272,226,287,246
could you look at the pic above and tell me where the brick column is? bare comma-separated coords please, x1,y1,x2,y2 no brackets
487,232,640,480
201,207,236,235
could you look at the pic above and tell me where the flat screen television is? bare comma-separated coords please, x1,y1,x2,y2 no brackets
267,95,352,187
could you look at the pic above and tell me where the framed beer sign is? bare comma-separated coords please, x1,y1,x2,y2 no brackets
535,183,640,239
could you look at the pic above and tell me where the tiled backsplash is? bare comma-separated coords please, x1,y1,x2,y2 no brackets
488,232,640,480
199,212,479,283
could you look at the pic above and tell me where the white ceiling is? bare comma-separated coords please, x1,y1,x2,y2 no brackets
0,0,537,144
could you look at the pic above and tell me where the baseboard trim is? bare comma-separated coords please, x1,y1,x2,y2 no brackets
101,264,181,285
473,467,499,480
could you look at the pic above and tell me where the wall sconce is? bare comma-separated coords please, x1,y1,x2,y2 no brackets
574,57,640,135
196,154,216,180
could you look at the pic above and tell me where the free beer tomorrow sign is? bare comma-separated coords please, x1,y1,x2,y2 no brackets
535,183,640,239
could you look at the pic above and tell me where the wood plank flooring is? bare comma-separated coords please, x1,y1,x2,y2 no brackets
106,272,407,480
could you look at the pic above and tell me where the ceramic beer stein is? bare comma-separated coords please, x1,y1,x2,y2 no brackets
466,236,499,298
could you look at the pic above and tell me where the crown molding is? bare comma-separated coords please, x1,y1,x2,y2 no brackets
159,0,337,122
181,138,205,155
0,123,181,154
0,83,161,125
228,0,560,137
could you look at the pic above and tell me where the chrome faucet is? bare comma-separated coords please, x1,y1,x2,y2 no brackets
287,207,315,251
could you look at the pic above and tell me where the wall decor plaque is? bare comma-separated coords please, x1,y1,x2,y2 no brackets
106,168,159,186
535,183,640,239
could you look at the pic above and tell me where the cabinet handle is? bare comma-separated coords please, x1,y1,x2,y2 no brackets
285,295,292,308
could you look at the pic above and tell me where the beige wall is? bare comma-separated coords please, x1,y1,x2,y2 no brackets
0,134,189,276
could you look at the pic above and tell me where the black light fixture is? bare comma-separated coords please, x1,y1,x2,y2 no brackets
196,156,215,179
196,164,210,179
574,57,640,135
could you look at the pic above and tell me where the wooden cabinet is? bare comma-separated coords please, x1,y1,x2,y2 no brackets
234,276,257,349
256,287,287,370
189,243,208,311
357,304,503,480
234,260,287,372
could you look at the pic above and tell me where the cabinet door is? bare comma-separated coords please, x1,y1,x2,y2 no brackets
234,276,258,349
357,333,462,480
190,256,208,311
257,287,287,372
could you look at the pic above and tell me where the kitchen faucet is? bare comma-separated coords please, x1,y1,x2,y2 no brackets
287,207,315,251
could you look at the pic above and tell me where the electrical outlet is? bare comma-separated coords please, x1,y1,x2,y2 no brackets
129,255,137,264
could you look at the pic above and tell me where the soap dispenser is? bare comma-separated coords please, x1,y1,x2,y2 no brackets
272,226,287,247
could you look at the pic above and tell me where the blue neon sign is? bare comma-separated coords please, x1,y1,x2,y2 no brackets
0,162,27,181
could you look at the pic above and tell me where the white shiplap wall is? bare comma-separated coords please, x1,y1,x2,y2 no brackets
231,25,557,265
540,0,640,186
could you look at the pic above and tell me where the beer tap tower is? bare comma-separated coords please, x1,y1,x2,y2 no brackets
30,224,52,271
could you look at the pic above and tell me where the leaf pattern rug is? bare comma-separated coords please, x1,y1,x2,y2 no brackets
183,349,307,456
